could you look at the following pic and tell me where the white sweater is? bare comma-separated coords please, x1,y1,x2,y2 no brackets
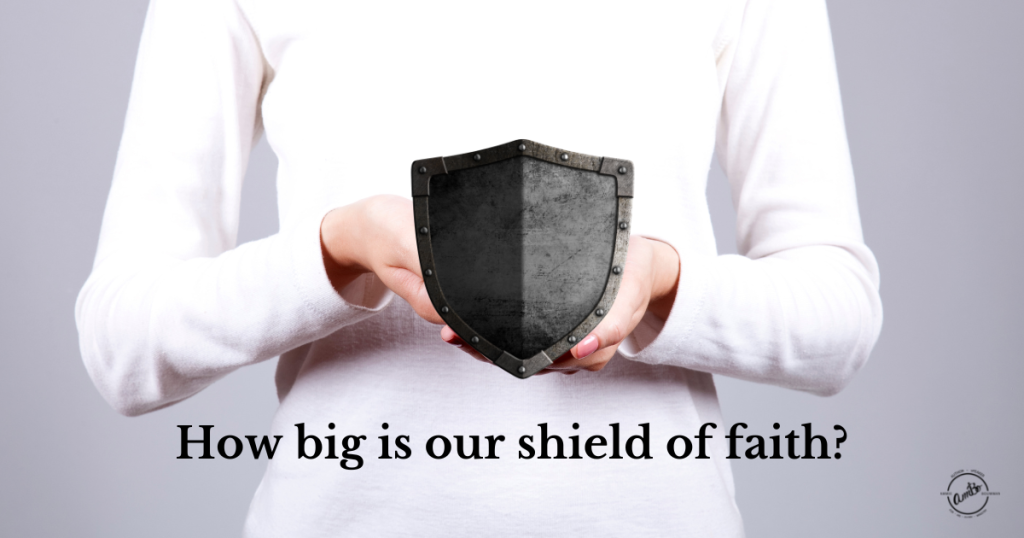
77,0,882,535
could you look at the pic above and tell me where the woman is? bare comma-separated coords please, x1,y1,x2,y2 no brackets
77,0,882,535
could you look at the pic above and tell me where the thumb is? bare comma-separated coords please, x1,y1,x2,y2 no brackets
570,254,649,360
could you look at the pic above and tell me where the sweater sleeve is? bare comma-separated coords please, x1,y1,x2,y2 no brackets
618,0,883,396
75,0,393,416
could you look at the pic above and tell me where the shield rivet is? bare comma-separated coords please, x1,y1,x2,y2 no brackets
560,153,569,161
619,221,628,230
596,308,605,317
424,269,433,277
418,166,427,174
471,336,479,344
618,166,627,174
568,335,577,344
419,226,429,235
518,143,526,151
518,366,526,374
441,306,449,314
612,266,622,275
473,153,482,161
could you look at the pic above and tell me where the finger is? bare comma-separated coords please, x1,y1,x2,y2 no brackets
546,344,611,372
534,369,577,376
544,239,654,373
360,195,446,325
440,325,492,364
571,240,651,359
566,281,644,363
440,326,577,374
548,344,619,372
378,266,445,324
439,324,465,345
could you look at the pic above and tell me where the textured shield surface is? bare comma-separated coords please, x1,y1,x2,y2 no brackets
412,140,633,379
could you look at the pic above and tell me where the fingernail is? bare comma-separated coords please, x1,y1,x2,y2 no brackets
576,335,599,359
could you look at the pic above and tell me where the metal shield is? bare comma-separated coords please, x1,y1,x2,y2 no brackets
411,140,632,379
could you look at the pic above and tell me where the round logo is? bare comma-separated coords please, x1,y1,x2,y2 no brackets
941,469,999,518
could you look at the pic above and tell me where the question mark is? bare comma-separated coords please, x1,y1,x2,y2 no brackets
833,425,847,459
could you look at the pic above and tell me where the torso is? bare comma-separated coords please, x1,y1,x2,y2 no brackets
240,2,743,535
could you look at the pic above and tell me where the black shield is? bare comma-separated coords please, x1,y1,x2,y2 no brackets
412,140,632,378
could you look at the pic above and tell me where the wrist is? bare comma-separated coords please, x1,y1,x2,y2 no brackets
646,238,680,320
320,205,371,292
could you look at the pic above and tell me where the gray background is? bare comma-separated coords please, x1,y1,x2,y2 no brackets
1,1,1020,536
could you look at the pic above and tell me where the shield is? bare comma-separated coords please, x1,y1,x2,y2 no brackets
411,139,632,379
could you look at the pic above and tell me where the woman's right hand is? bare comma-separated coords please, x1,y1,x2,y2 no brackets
320,195,444,325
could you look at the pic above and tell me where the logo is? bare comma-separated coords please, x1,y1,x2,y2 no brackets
940,469,1000,518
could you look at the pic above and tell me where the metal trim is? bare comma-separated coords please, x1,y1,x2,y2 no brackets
411,157,446,196
411,139,633,379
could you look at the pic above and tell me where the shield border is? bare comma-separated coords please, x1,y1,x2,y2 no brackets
411,139,633,379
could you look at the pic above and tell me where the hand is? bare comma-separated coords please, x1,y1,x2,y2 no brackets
441,236,680,374
320,195,443,325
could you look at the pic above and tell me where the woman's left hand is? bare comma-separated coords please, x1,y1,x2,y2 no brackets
440,235,680,374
